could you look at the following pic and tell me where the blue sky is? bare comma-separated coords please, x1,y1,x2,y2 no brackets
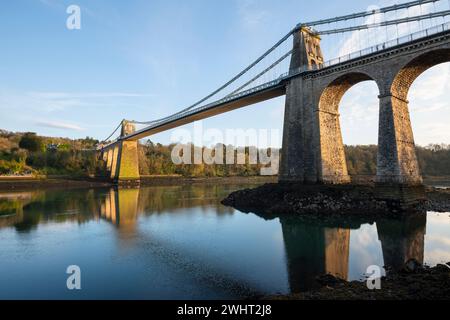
0,0,449,147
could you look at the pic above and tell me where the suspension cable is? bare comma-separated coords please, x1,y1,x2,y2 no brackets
133,29,296,125
301,0,439,27
434,0,439,26
317,9,450,34
420,3,424,32
407,7,411,36
385,11,389,42
226,50,293,96
100,121,123,144
396,4,400,39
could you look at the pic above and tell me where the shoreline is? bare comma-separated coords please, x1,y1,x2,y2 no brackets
0,174,447,186
0,175,448,194
221,183,450,220
0,175,278,191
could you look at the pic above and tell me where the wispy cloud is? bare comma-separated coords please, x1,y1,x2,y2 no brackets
38,0,66,11
0,89,161,138
0,91,156,113
236,0,269,29
39,0,97,21
416,123,450,141
409,63,450,108
36,120,85,131
39,0,58,7
28,92,155,99
340,82,379,121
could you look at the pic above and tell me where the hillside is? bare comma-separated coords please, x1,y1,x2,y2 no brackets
0,130,449,177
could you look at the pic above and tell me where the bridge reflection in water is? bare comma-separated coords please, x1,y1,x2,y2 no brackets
0,186,429,294
101,188,139,234
280,220,350,291
97,187,426,292
280,213,425,292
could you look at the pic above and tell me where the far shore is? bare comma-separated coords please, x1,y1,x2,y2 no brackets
0,175,448,192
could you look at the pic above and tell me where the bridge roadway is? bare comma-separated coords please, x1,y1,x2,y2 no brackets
126,79,287,141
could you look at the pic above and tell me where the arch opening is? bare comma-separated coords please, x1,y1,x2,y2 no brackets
377,49,450,185
409,61,450,146
340,82,380,183
317,72,380,184
403,53,450,180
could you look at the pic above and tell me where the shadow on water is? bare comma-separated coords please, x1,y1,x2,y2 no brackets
0,185,435,297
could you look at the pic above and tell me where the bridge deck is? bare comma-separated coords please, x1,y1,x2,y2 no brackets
121,82,286,142
101,24,450,151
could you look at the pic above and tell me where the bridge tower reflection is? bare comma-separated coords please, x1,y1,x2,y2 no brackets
100,188,140,234
377,213,426,270
279,212,426,293
279,217,350,292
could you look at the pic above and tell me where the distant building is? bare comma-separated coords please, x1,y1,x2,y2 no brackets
46,143,60,151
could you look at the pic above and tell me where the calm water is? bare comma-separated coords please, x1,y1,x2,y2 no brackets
0,183,449,300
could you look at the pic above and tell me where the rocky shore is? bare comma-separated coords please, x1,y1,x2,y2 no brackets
267,260,450,300
223,184,450,300
221,183,450,219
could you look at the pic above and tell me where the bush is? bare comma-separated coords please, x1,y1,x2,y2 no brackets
19,133,43,152
0,159,25,175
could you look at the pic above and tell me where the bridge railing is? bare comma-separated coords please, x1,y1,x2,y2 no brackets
323,21,450,67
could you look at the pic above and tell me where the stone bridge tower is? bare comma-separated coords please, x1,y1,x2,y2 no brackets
279,26,348,184
290,26,324,71
121,120,136,137
103,120,140,185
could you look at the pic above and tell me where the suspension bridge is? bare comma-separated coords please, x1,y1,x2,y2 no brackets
99,0,450,186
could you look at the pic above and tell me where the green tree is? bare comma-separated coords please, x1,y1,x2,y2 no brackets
19,133,43,152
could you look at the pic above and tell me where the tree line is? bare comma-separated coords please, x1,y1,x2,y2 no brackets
0,131,103,176
0,130,449,177
345,144,450,176
140,142,450,177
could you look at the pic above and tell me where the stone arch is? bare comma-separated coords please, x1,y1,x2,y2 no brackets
319,72,377,113
317,72,380,184
377,49,450,186
391,49,450,101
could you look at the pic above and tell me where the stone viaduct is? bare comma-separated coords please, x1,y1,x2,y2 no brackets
280,27,450,186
